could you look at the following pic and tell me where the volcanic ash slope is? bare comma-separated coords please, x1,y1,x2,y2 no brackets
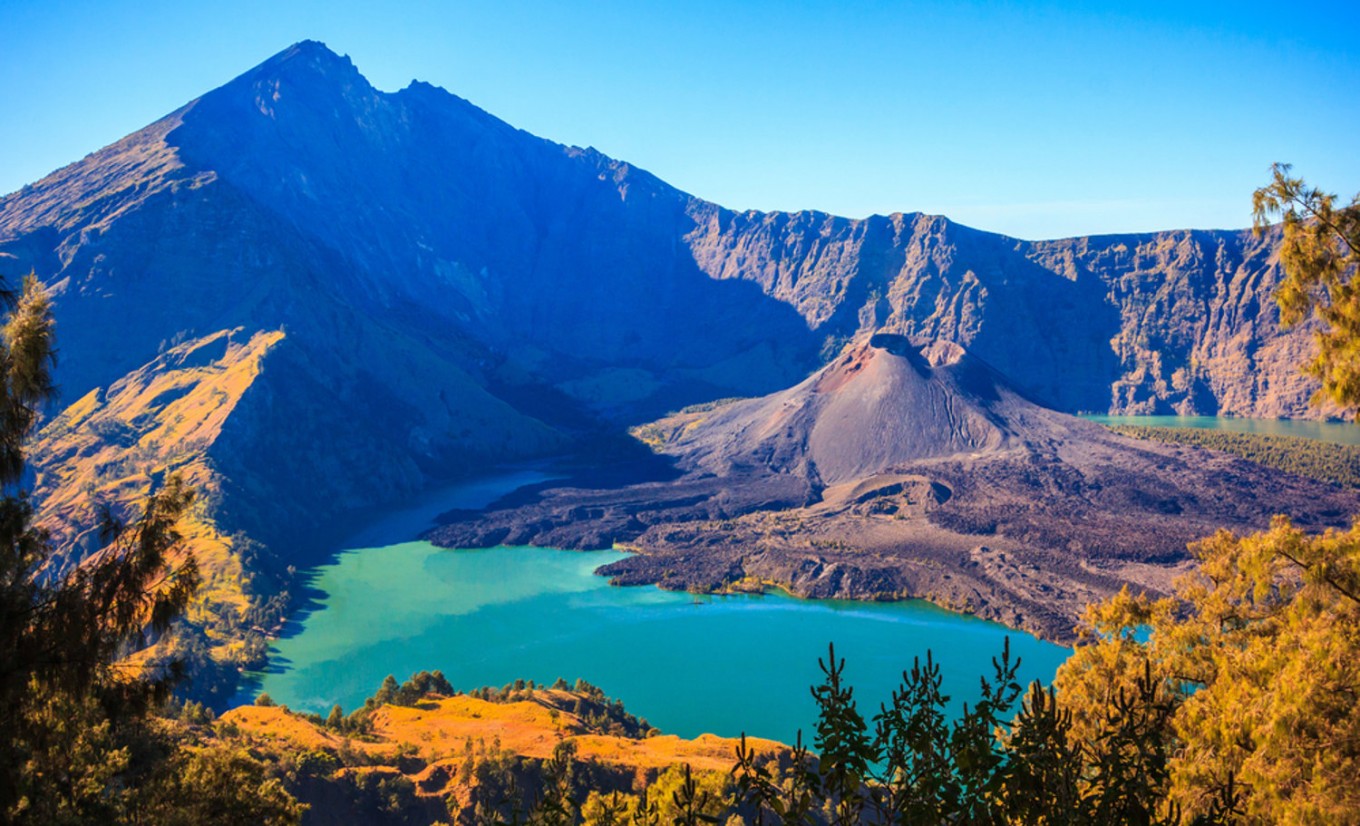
430,335,1358,642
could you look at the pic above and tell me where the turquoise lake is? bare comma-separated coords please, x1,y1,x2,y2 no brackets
1081,414,1360,445
244,470,1071,741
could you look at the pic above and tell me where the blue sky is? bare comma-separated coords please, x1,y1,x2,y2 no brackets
1,0,1356,239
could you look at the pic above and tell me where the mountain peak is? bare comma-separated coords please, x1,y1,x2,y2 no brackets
237,40,365,93
288,39,335,55
274,39,352,70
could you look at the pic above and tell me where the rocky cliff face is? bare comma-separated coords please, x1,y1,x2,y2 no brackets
685,209,1328,418
0,41,1343,645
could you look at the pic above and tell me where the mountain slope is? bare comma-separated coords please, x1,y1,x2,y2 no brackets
1,42,1328,424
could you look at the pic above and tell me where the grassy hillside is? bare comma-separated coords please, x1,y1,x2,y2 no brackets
215,673,789,824
30,329,294,702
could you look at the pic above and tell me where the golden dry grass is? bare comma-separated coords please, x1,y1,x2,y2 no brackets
224,690,788,784
31,328,285,657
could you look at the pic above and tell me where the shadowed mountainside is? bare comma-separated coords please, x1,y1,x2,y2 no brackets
684,209,1331,419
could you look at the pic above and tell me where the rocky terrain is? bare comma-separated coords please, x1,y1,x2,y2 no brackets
0,40,1352,658
431,335,1357,642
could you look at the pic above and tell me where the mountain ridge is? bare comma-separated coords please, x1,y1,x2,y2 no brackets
1,41,1329,420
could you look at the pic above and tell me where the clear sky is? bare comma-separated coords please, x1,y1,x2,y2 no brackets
1,0,1356,240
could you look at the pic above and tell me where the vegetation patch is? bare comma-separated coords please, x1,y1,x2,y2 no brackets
1105,424,1360,488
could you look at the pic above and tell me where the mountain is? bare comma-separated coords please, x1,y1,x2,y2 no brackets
0,41,1350,657
639,335,1024,485
0,43,1331,422
430,335,1355,641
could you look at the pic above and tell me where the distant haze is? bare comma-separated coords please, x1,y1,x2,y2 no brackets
1,0,1357,240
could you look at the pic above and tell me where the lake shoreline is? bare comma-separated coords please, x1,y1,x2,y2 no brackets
243,472,1071,740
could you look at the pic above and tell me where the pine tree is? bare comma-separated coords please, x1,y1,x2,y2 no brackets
1253,164,1360,414
809,643,874,825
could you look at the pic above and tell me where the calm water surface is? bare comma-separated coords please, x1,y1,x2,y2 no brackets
1081,414,1360,446
244,472,1070,741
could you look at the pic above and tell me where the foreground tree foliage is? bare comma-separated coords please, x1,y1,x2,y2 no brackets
728,640,1185,825
0,275,301,824
1253,163,1360,413
1058,518,1360,824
